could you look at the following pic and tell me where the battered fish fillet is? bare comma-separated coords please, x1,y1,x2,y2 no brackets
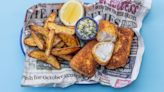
106,27,134,69
70,40,98,77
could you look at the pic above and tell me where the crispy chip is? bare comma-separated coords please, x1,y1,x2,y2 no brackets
55,41,65,48
53,35,62,47
24,36,36,47
48,22,75,35
51,47,80,55
29,50,60,69
29,50,47,61
31,31,45,50
68,26,75,29
30,25,49,37
44,13,57,29
47,55,61,69
58,33,78,47
56,54,73,61
45,29,55,56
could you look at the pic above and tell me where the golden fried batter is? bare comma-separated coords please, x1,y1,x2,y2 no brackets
70,40,98,77
106,28,134,69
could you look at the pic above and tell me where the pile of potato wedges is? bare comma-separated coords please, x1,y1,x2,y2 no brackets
24,13,80,69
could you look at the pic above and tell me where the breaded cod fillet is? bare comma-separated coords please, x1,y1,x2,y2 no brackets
70,40,98,77
106,27,134,69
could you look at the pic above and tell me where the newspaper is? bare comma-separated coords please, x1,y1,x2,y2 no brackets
21,0,151,88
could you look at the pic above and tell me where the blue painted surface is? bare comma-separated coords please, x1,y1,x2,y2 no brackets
0,0,164,92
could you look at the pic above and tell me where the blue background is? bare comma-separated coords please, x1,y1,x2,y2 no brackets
0,0,164,92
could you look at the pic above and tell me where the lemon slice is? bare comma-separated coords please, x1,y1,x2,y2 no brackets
59,0,84,26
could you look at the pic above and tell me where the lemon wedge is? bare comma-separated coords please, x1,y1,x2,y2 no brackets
59,0,84,26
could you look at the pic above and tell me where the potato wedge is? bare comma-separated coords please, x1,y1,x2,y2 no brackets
48,22,75,35
45,29,55,56
51,47,80,55
24,36,36,47
47,55,61,69
29,50,47,61
44,13,57,29
31,31,45,50
58,33,78,47
56,54,73,61
68,26,75,29
55,41,65,48
30,25,49,37
53,35,62,47
29,50,60,69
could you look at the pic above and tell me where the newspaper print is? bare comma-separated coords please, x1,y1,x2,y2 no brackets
21,0,151,88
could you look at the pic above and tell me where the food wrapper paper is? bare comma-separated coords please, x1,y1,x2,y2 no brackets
21,0,151,88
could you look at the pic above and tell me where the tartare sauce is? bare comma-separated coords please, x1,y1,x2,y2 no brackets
75,17,98,40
